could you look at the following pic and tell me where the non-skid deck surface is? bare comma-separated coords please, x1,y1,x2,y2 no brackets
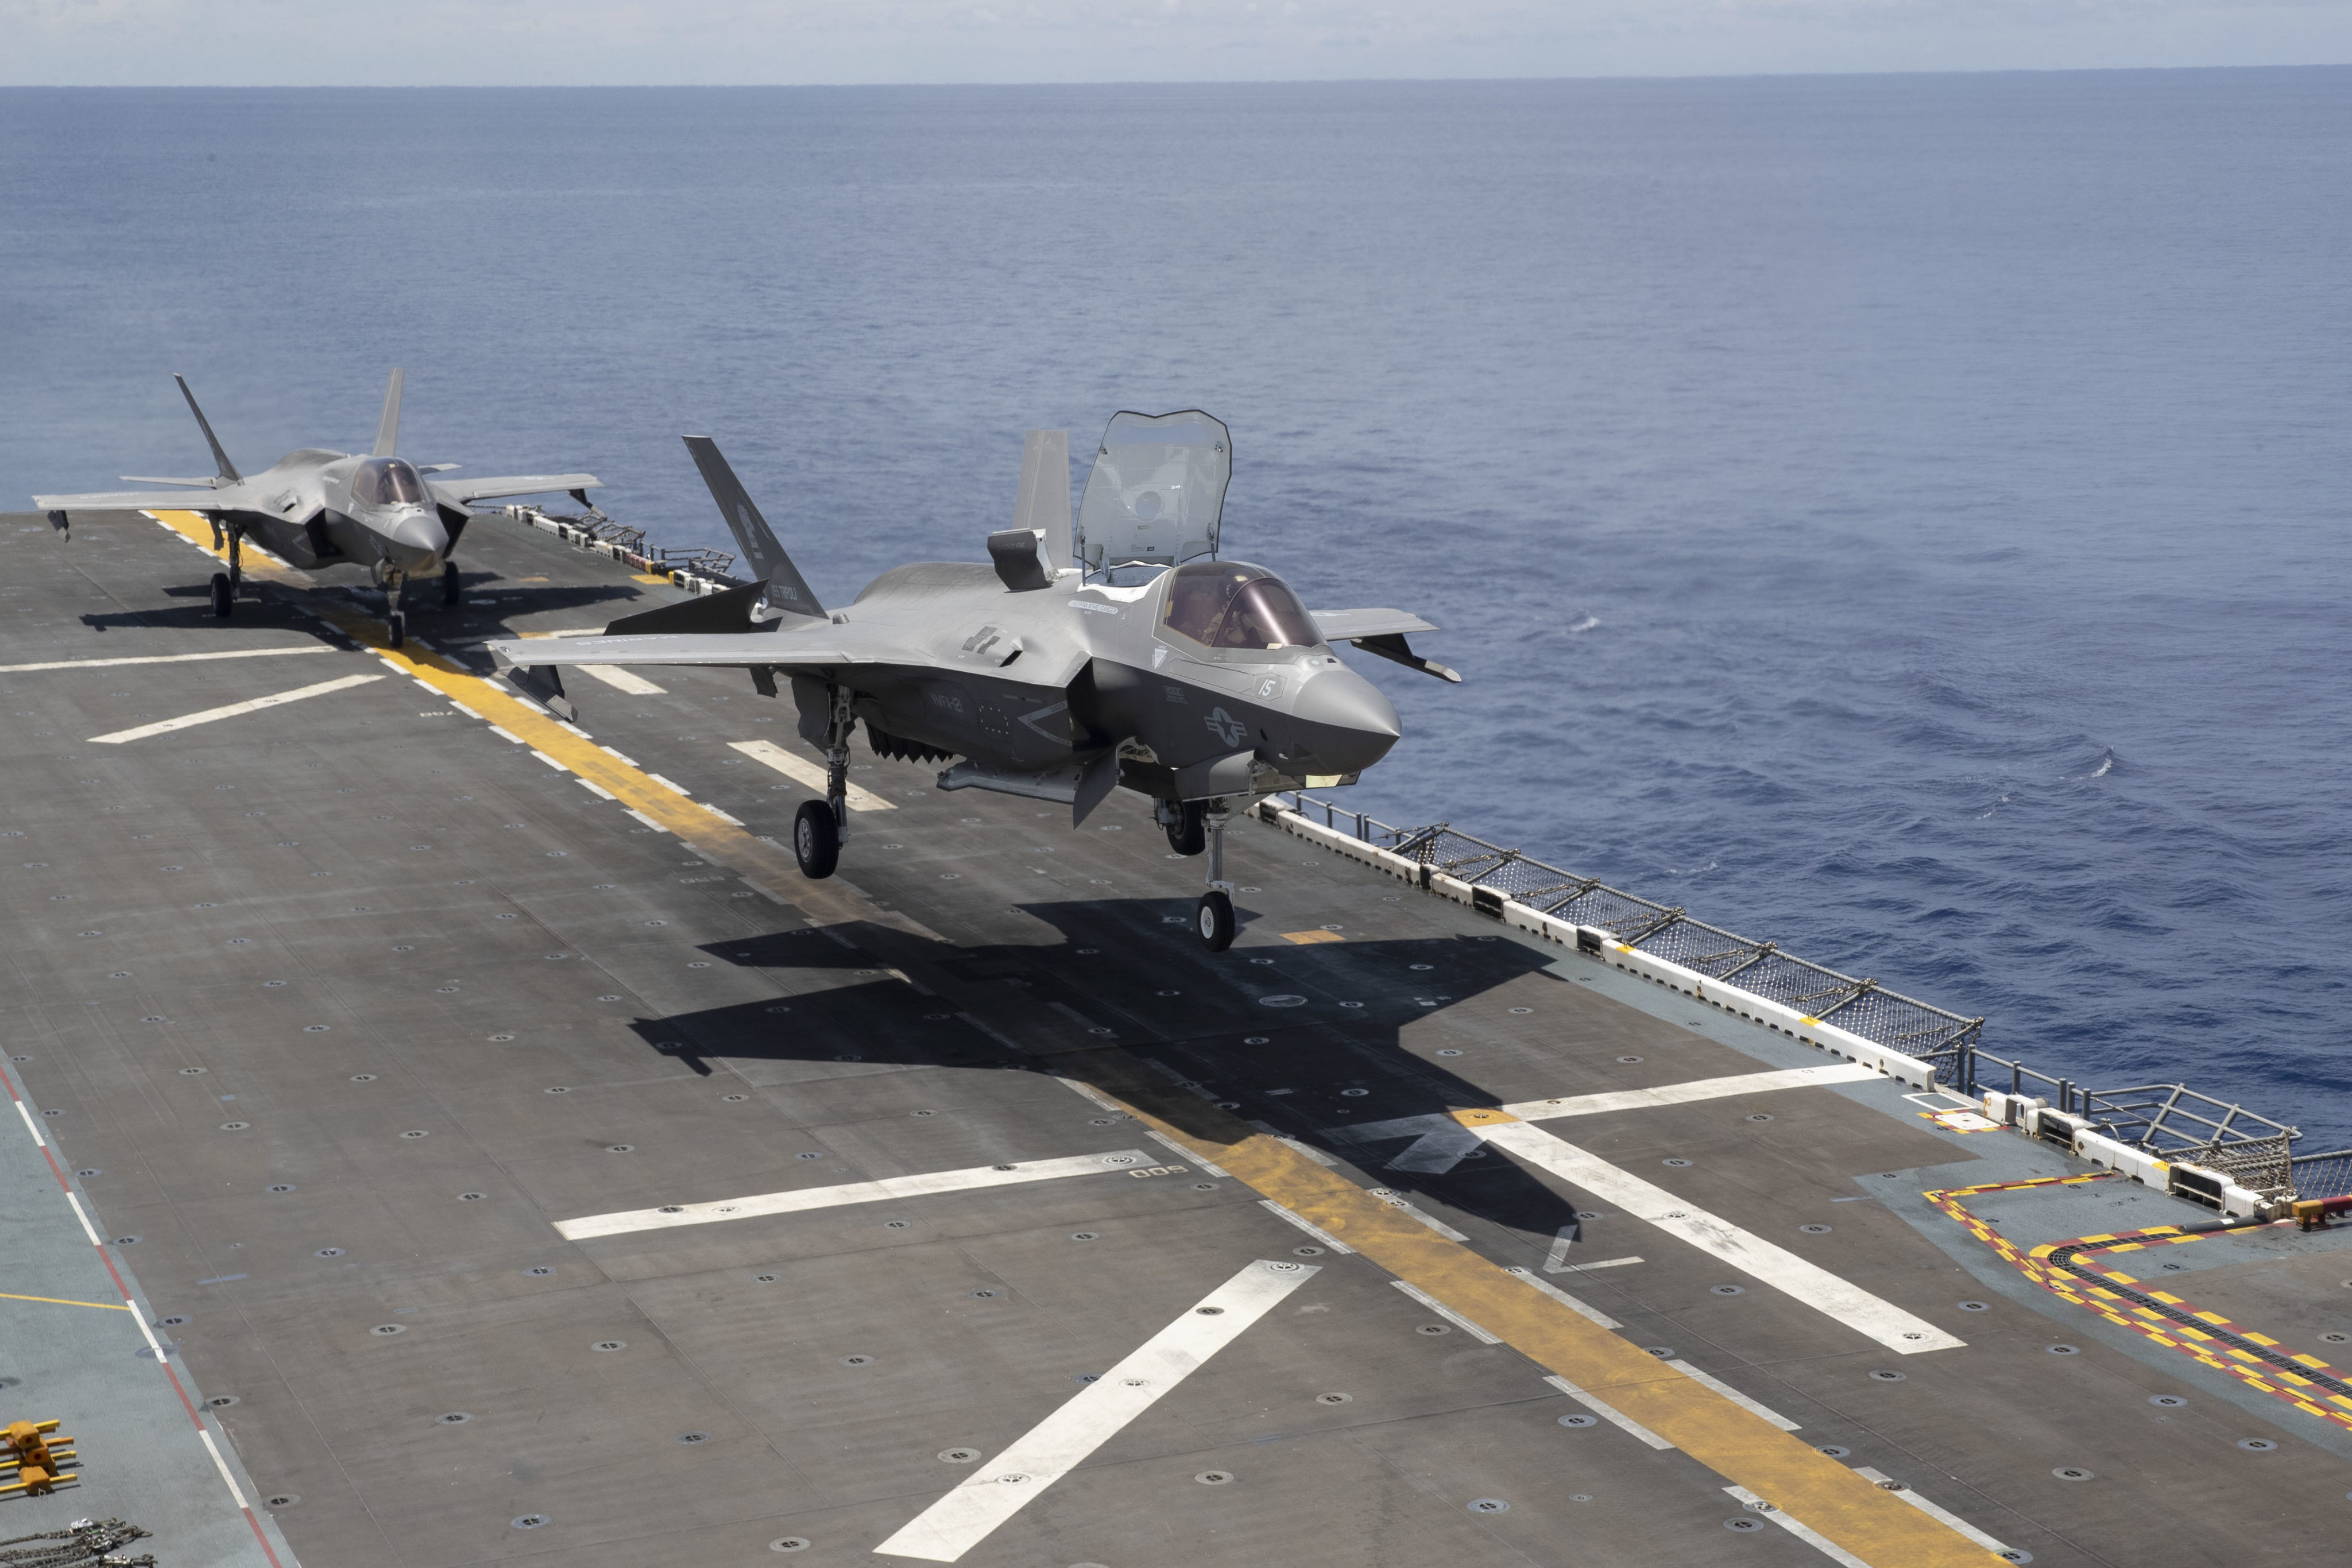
2,507,2347,1567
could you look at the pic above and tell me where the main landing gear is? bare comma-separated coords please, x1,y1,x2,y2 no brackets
1163,799,1208,856
1195,802,1235,952
793,683,854,882
208,524,246,618
442,562,462,607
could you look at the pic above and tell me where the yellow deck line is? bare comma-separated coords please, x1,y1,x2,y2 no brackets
0,1291,131,1311
145,508,1986,1565
142,512,936,942
1100,1095,1991,1566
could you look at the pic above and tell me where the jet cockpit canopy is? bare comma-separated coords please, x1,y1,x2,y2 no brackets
1159,562,1322,652
351,456,426,507
1075,410,1229,572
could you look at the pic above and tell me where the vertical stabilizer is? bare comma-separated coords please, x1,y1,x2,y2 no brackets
174,374,241,484
680,436,826,620
373,368,404,458
1014,429,1072,569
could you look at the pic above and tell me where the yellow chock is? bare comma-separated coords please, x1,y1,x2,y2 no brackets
0,1464,74,1497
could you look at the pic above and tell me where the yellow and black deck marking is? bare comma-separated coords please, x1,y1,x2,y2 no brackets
1927,1175,2352,1431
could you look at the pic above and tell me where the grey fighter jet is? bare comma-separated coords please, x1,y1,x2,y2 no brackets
35,370,602,648
489,412,1454,950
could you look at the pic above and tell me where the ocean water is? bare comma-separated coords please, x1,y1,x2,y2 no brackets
5,72,2349,1143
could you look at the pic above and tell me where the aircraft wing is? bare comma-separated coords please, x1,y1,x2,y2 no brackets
430,474,603,507
33,488,232,513
486,628,908,669
1311,608,1440,641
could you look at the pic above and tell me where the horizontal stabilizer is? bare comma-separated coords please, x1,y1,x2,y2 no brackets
604,580,772,637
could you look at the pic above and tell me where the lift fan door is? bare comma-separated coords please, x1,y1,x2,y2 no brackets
1074,410,1231,571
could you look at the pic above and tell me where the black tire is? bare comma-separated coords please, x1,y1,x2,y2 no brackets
386,611,405,649
1196,889,1235,952
793,799,840,880
1165,800,1206,856
209,572,233,618
442,562,462,606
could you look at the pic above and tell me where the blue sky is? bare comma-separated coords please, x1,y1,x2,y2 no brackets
5,0,2349,84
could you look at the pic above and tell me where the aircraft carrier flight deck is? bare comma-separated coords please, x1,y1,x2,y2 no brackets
2,502,2349,1568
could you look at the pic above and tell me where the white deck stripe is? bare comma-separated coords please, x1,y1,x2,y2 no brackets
1666,1361,1800,1430
555,1149,1152,1240
728,739,899,810
63,1193,103,1246
1500,1064,1881,1122
1726,1486,1877,1567
1506,1267,1623,1328
87,672,384,744
873,1259,1318,1562
1256,1199,1355,1253
1475,1120,1966,1354
0,645,328,674
1852,1469,2010,1551
1542,1374,1674,1450
1391,1279,1500,1342
16,1099,47,1148
197,1427,250,1509
577,663,668,694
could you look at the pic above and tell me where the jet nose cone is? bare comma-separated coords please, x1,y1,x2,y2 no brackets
1293,665,1402,772
388,508,448,563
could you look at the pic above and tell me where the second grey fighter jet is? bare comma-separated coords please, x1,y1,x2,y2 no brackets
489,412,1454,950
36,370,602,648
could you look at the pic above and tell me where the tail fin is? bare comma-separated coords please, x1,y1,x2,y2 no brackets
174,374,241,484
1013,429,1072,568
373,368,404,457
681,436,825,619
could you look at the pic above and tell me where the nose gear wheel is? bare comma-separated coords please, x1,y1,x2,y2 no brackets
1196,890,1235,951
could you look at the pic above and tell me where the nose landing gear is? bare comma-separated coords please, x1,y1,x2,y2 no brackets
1194,802,1235,951
442,562,462,606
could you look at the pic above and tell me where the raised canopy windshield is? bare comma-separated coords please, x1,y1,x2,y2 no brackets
1075,410,1230,571
1161,562,1322,651
351,457,425,506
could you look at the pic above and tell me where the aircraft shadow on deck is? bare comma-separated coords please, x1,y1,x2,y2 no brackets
74,578,638,636
624,898,1599,1253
